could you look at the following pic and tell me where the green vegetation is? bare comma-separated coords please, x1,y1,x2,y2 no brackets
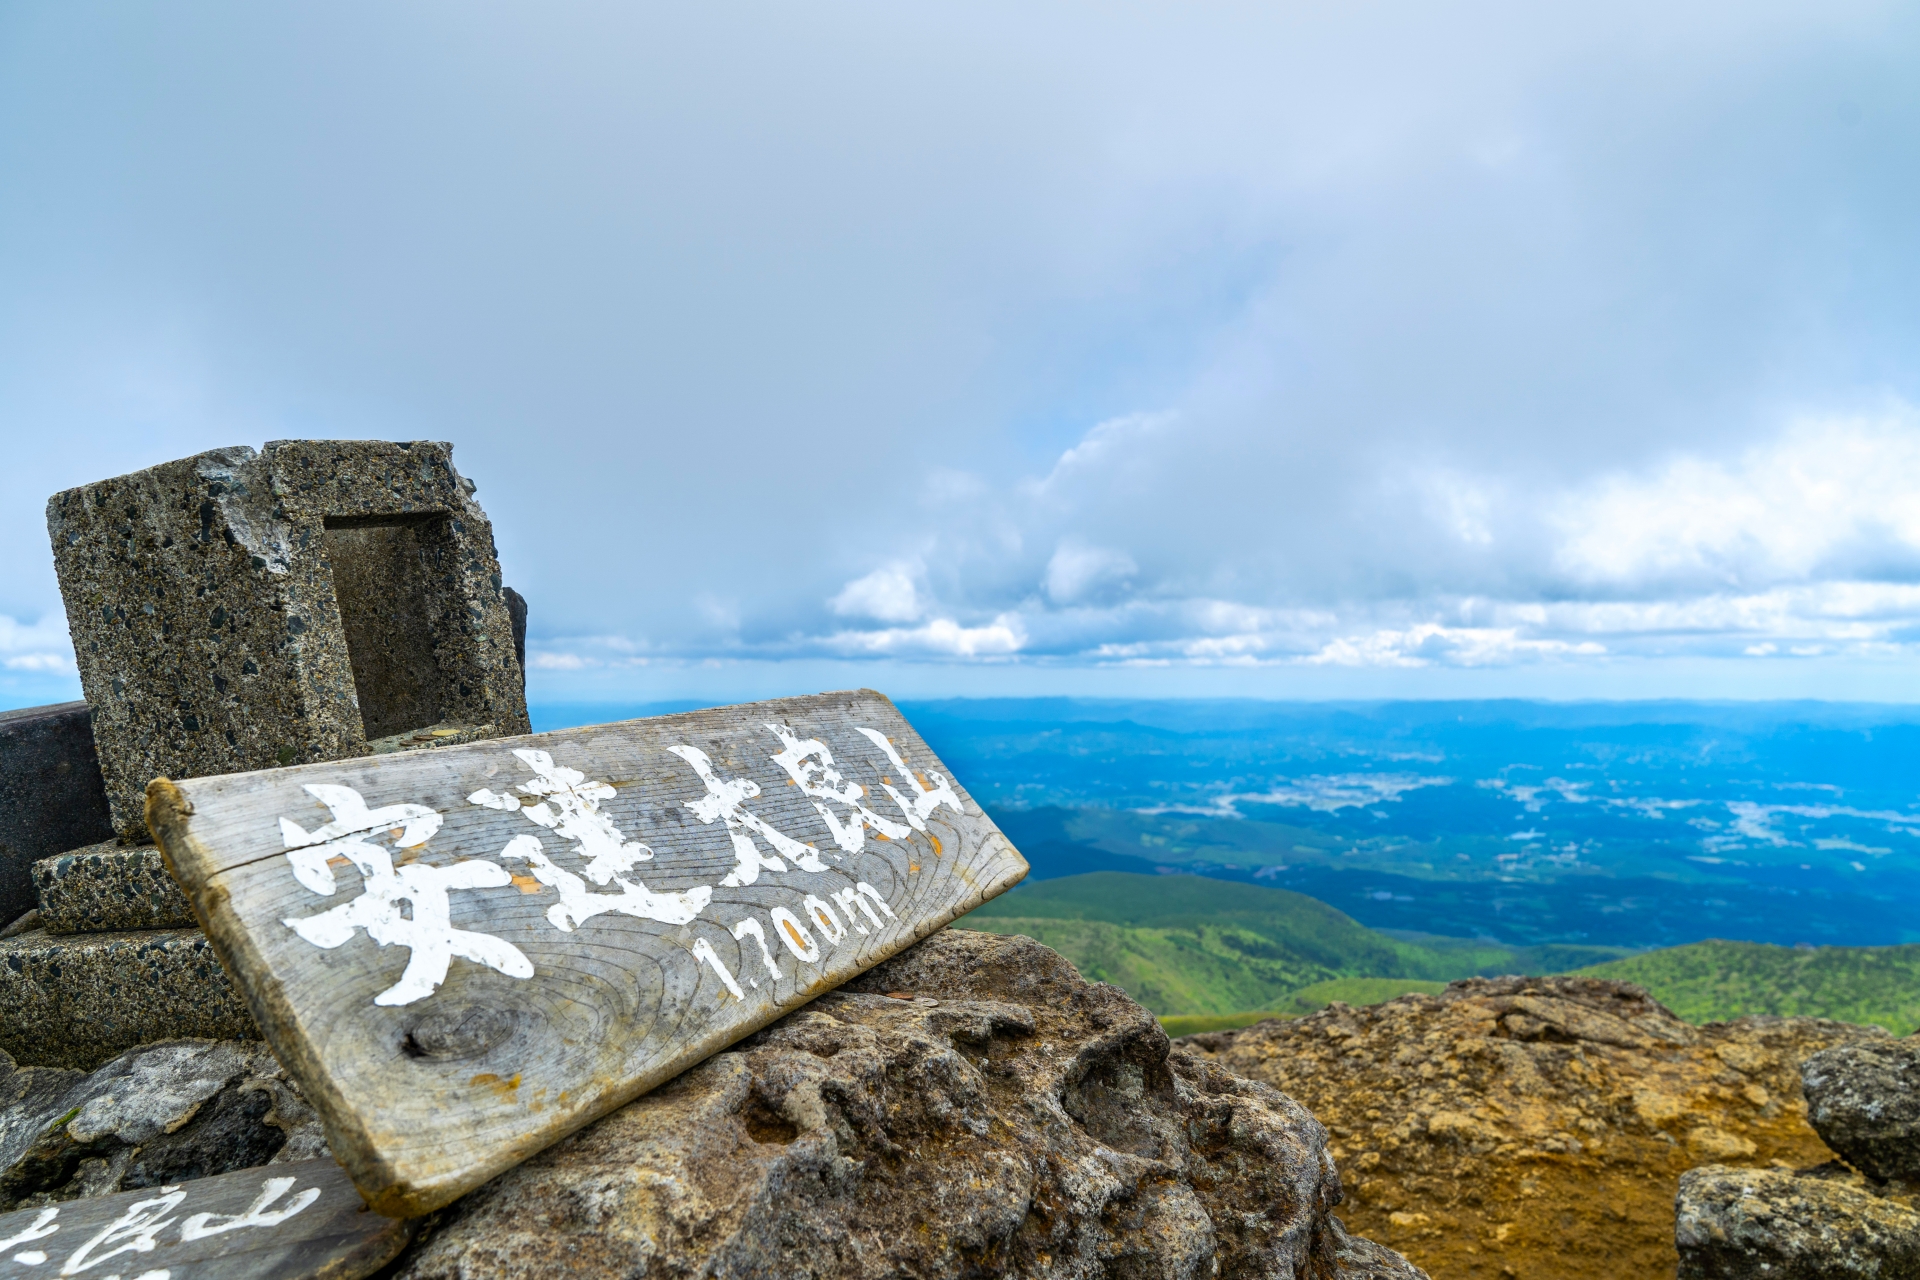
960,873,1920,1036
957,872,1626,1016
1579,940,1920,1035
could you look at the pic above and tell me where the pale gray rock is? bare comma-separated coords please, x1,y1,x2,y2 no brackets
1803,1038,1920,1183
1675,1163,1920,1279
390,928,1423,1279
0,1038,329,1211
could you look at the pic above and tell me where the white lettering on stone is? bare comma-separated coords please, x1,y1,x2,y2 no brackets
690,937,745,1000
766,724,912,854
853,728,963,830
58,1188,184,1276
767,907,821,964
667,745,829,885
281,786,533,1006
731,918,782,985
177,1176,320,1242
278,783,443,896
0,1207,58,1253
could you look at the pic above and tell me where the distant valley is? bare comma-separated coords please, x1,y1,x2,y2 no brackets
532,697,1920,1029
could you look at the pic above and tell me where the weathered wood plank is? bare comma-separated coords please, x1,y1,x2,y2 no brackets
147,690,1027,1217
0,1157,411,1279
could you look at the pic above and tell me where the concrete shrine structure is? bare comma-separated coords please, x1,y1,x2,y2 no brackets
48,439,530,841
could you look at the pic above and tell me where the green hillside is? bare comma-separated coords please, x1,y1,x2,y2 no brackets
1579,940,1920,1035
961,874,1920,1034
957,872,1626,1016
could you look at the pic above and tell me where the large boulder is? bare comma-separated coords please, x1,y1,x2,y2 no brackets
1675,1163,1920,1279
1802,1038,1920,1183
1179,975,1886,1280
390,927,1423,1279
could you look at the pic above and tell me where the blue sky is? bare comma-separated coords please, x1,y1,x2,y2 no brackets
4,1,1920,706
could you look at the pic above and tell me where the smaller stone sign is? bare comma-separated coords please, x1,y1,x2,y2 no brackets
0,1157,411,1280
147,690,1027,1218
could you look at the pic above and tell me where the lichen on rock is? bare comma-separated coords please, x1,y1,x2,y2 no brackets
1675,1162,1920,1279
1801,1038,1920,1183
0,1037,329,1211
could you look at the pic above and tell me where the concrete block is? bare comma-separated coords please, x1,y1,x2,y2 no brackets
48,439,530,840
0,703,114,927
0,926,257,1070
33,840,195,934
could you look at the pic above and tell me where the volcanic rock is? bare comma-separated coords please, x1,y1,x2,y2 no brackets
1801,1038,1920,1183
1180,974,1887,1280
0,1037,329,1211
1674,1162,1920,1279
387,927,1424,1279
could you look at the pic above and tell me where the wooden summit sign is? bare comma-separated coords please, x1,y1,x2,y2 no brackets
147,690,1027,1218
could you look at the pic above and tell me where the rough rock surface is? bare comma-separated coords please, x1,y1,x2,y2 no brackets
1675,1163,1920,1279
0,1037,328,1211
0,925,256,1069
1802,1038,1920,1183
1180,975,1886,1280
387,927,1425,1279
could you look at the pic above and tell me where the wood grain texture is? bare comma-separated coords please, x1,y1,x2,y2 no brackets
146,690,1028,1217
0,1157,411,1279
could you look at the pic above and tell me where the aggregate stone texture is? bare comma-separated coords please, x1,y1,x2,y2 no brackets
0,926,257,1070
0,1037,329,1212
48,439,530,840
1180,975,1888,1280
0,701,114,926
387,927,1426,1280
1802,1037,1920,1183
1675,1163,1920,1279
33,840,195,934
505,585,527,672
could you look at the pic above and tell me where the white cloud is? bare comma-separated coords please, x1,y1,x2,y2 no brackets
0,615,74,674
829,563,925,624
828,615,1025,658
1555,411,1920,589
1044,540,1137,605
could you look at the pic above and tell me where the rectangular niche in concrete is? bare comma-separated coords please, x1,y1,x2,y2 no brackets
49,440,531,840
324,514,449,743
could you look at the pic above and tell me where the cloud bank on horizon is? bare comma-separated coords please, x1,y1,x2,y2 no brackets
3,1,1919,699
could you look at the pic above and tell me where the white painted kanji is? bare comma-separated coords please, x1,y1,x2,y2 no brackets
496,833,711,931
280,785,534,1007
766,724,912,853
278,783,442,896
469,751,713,931
668,744,830,886
468,749,654,883
854,727,964,830
178,1176,320,1242
56,1186,185,1276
